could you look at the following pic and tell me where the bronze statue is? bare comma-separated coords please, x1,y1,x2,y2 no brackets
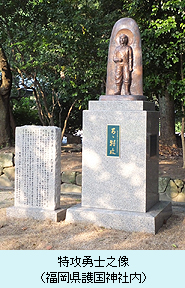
113,34,133,95
104,18,144,99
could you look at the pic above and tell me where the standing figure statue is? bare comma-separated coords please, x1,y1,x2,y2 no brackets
113,34,133,95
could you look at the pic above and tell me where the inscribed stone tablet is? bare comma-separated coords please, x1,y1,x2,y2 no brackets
15,126,61,210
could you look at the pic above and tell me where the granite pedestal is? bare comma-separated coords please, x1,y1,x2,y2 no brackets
7,126,65,222
66,100,172,234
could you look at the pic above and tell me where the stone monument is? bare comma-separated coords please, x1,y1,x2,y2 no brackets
7,126,65,222
65,18,172,234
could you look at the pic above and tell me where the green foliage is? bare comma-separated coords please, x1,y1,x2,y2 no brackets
0,0,125,131
1,0,184,135
175,121,182,133
123,0,185,101
12,97,41,126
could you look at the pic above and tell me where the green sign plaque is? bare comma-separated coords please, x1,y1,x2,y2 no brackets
107,125,120,157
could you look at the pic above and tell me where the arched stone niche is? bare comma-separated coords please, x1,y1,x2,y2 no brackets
106,18,143,96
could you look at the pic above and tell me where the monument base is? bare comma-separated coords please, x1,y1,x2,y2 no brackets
6,206,66,222
66,201,172,234
99,95,147,101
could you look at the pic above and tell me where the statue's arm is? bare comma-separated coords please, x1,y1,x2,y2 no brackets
129,47,133,71
113,48,121,63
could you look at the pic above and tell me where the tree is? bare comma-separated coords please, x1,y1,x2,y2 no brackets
146,1,185,146
123,0,185,146
0,0,125,136
0,44,12,147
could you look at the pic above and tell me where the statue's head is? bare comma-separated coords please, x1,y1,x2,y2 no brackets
119,34,128,45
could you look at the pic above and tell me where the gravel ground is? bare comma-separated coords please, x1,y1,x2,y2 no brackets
1,146,185,250
1,190,185,250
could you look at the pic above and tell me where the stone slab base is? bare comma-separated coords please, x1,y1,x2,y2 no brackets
65,201,172,234
99,95,147,101
6,206,66,222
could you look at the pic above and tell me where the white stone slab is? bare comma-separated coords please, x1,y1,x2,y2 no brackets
66,201,172,234
89,100,155,111
7,126,63,222
7,206,66,222
82,107,159,213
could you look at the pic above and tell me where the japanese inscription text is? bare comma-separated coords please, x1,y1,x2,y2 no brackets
107,125,120,157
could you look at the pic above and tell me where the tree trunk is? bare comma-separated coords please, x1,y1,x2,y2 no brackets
61,100,77,140
9,105,16,139
159,90,176,146
181,103,185,168
180,52,185,168
0,44,12,147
